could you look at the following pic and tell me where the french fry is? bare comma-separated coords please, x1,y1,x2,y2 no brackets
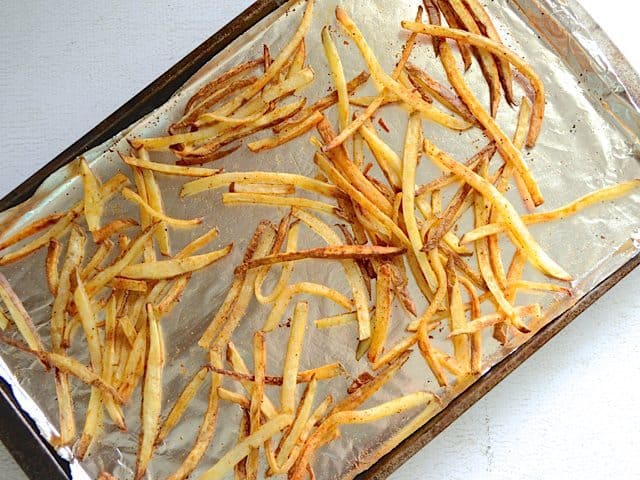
46,239,61,295
423,139,572,281
119,244,232,280
92,218,138,244
229,182,295,195
75,388,103,460
445,257,470,371
281,302,308,414
182,171,340,198
368,263,393,363
122,188,203,228
217,387,251,409
290,209,371,340
156,366,209,445
197,414,292,480
248,110,323,152
135,305,165,479
401,21,545,147
314,310,358,329
247,331,266,479
223,192,339,216
460,179,640,244
255,220,299,304
359,121,402,189
0,273,44,352
321,27,349,131
167,352,223,480
430,0,474,70
0,213,64,251
122,154,221,177
441,0,502,117
79,157,104,233
226,342,278,420
450,303,541,335
85,223,159,296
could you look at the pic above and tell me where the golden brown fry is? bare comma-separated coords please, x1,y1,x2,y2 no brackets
450,303,541,335
423,139,571,281
122,188,203,228
122,154,221,177
92,218,139,244
321,26,349,131
445,257,470,371
136,305,164,480
75,388,103,460
79,157,104,233
223,192,339,216
359,120,402,189
0,213,65,252
217,387,251,409
247,331,266,480
229,182,295,196
109,277,148,292
430,0,474,70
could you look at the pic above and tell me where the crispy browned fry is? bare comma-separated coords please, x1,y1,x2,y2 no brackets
461,0,515,104
46,239,61,296
273,71,370,133
248,110,323,152
182,171,340,199
405,63,476,125
368,263,393,363
75,387,103,460
118,319,148,402
162,99,305,163
242,244,404,271
429,0,473,70
441,0,502,117
207,362,345,386
167,352,223,480
224,191,340,216
0,273,44,352
92,219,138,244
0,213,64,252
119,244,232,280
440,243,485,290
423,139,571,281
402,21,545,147
136,305,165,480
183,58,262,114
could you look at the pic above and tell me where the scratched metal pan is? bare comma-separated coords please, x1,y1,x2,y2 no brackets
1,0,639,479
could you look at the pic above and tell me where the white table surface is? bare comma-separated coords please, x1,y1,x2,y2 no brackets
0,0,638,479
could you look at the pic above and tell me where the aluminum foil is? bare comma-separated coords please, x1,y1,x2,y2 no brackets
1,0,639,478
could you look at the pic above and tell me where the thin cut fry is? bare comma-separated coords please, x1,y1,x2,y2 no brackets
79,157,104,233
121,154,221,177
122,188,203,227
230,182,295,195
0,213,65,251
92,219,139,244
223,192,339,216
248,110,323,152
281,302,308,414
321,26,349,131
368,263,392,363
0,273,44,352
46,239,61,295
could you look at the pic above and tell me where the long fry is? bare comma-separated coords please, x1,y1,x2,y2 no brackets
321,26,349,131
281,302,308,414
0,213,64,252
0,273,44,352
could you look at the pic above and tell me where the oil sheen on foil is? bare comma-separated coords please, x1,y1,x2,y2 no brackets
0,0,638,478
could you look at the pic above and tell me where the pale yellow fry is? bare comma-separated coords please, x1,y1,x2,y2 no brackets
450,304,541,335
275,378,317,467
314,310,358,329
335,7,471,131
247,331,266,479
121,155,220,177
460,179,640,244
423,139,572,281
281,301,308,414
263,281,353,332
291,209,370,340
75,388,103,460
230,182,295,195
0,213,65,252
182,171,340,198
140,154,171,256
131,166,155,263
156,366,208,444
321,27,349,131
79,157,103,232
217,387,250,409
255,221,299,304
46,239,61,295
226,342,279,420
197,414,292,480
359,121,402,189
122,187,202,227
136,305,164,480
119,244,232,280
0,273,44,352
402,113,437,290
223,192,338,216
445,259,470,371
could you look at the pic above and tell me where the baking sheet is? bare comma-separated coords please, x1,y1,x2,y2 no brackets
0,0,639,479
